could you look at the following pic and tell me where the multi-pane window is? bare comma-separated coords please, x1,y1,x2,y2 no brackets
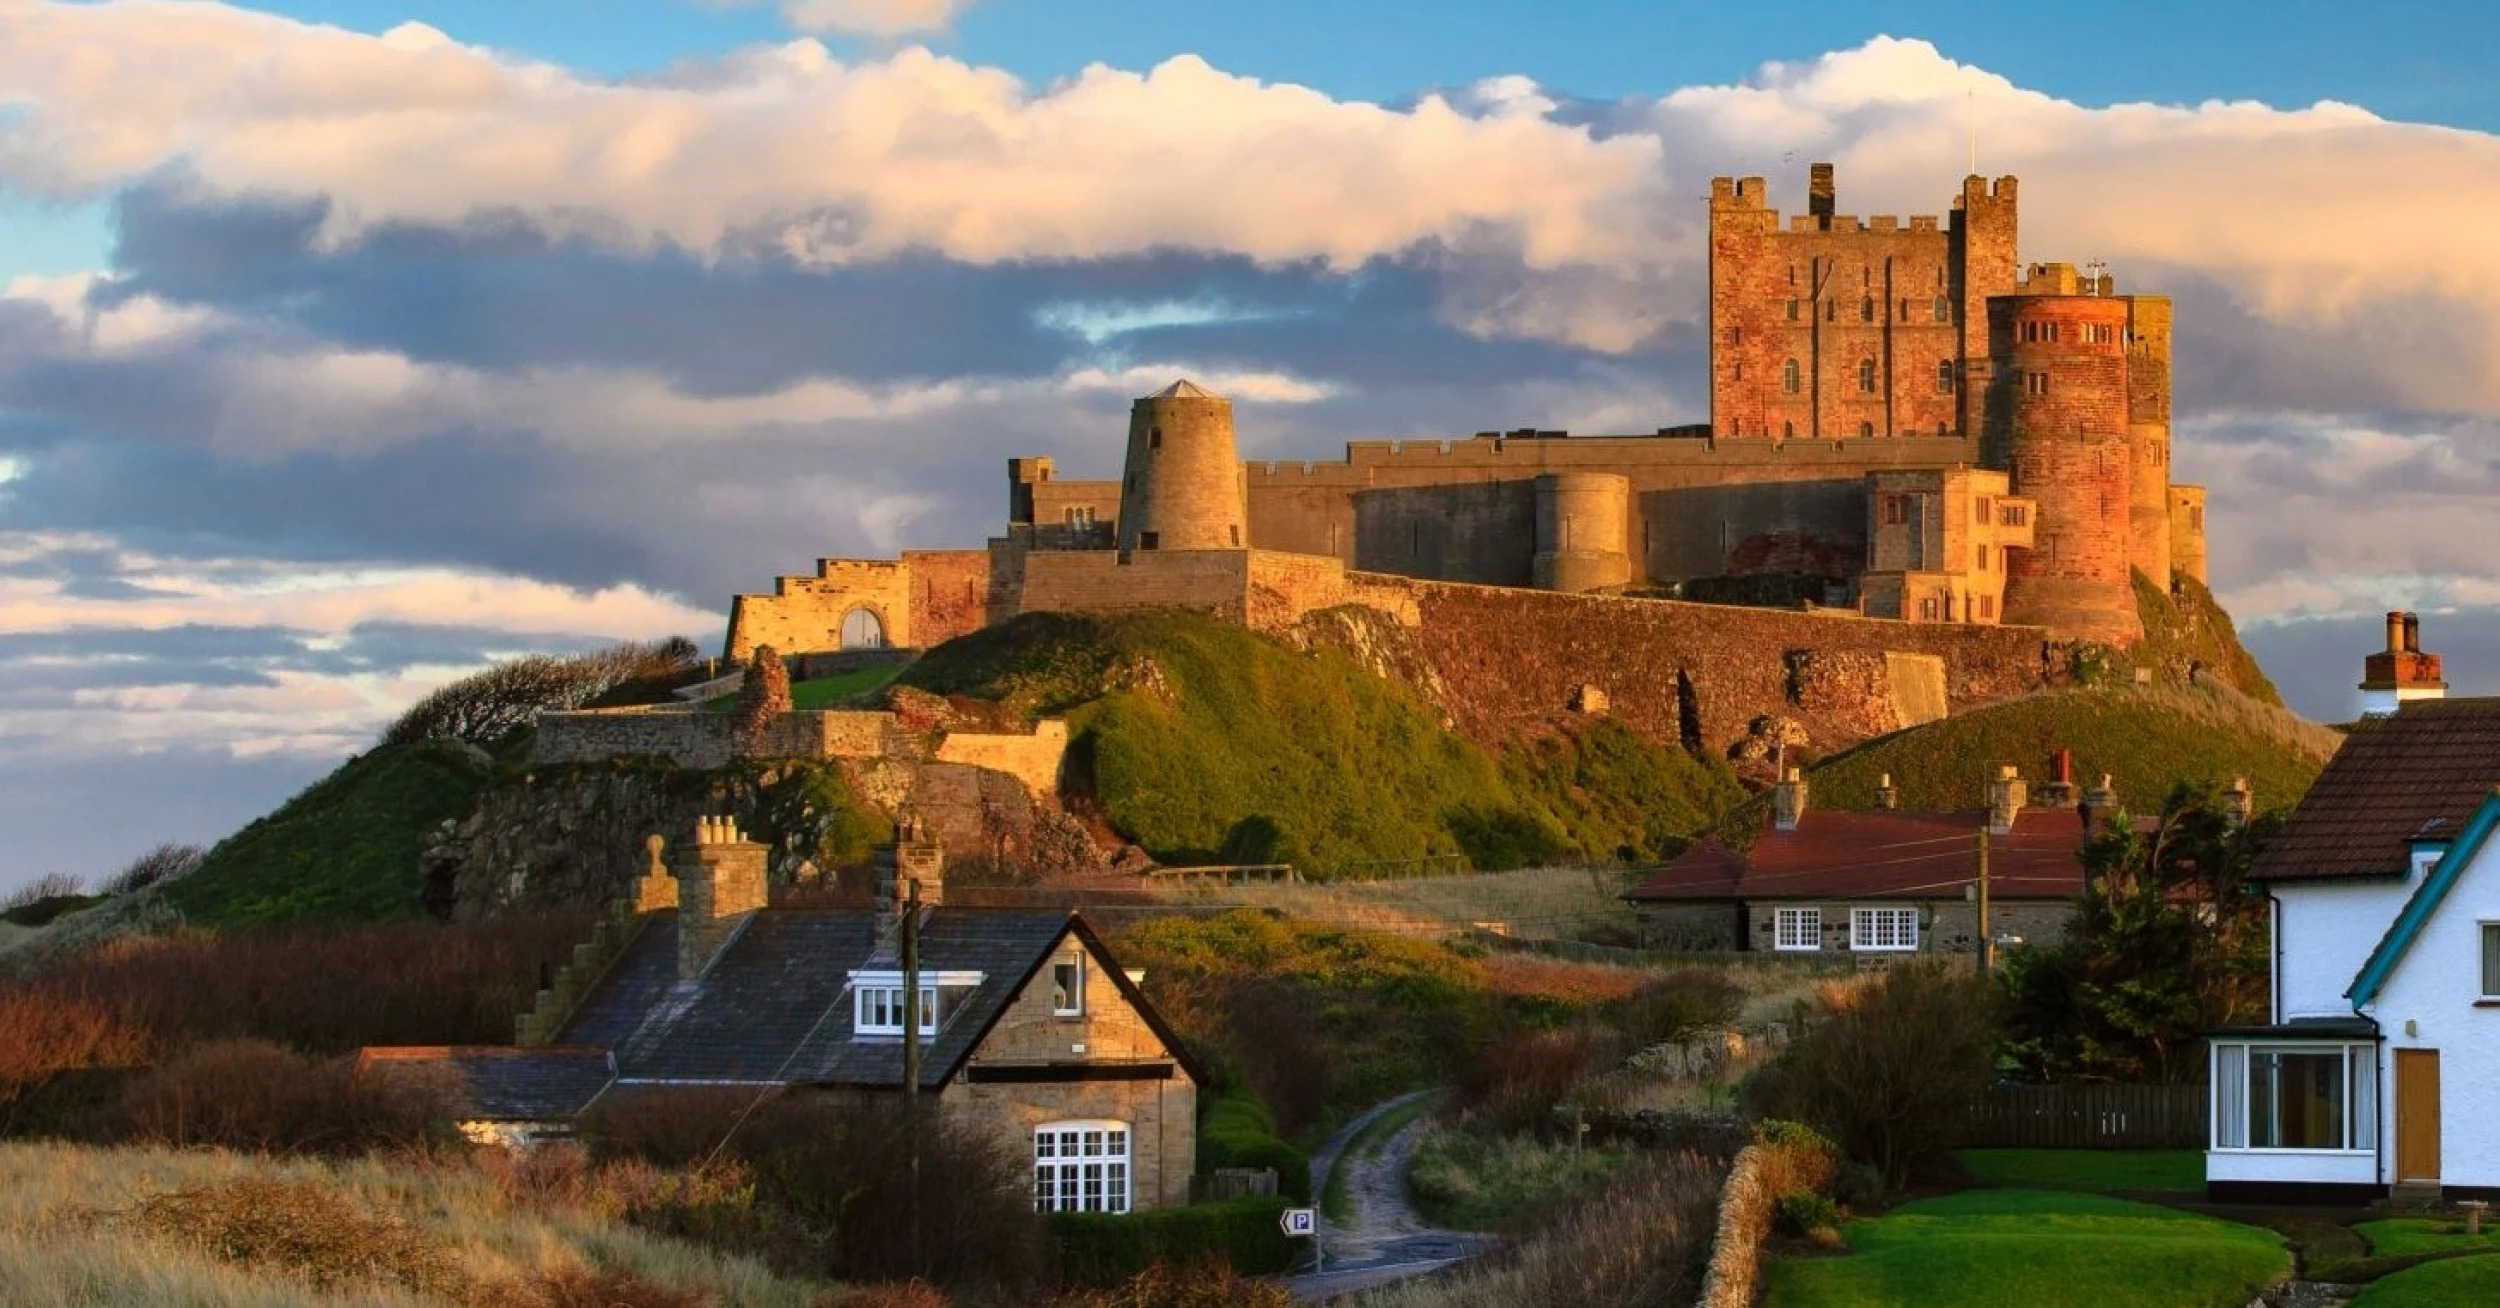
1773,907,1822,952
1782,359,1801,393
2213,1045,2371,1151
1052,953,1087,1016
1034,1122,1130,1214
855,985,938,1037
2482,923,2500,999
1850,907,1919,952
1858,359,1877,393
1936,359,1956,393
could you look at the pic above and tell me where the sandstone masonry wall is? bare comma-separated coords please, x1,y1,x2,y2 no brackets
725,551,991,661
934,720,1070,797
535,707,899,770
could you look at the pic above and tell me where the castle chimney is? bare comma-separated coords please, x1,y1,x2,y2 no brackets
676,815,768,981
1772,767,1810,832
872,811,946,940
1987,765,2027,837
2223,776,2254,831
1808,162,1836,220
2361,611,2446,717
1875,772,1900,811
2082,773,2120,832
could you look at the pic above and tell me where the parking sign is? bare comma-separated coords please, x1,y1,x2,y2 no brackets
1278,1207,1317,1238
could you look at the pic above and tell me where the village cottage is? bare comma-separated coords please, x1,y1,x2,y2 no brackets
2206,616,2500,1203
363,816,1203,1215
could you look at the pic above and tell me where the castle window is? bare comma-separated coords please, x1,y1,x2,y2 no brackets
1859,298,1875,322
1787,299,1801,321
1788,264,1797,286
1230,525,1241,546
2025,372,2050,397
1936,359,1955,393
1149,427,1162,452
1734,361,1744,381
1883,495,1905,526
1933,296,1951,322
840,608,886,651
1974,498,1991,525
1730,326,1743,346
1899,298,1912,321
2000,504,2028,527
1783,421,1794,438
1858,359,1877,393
1975,543,1989,572
1138,531,1159,551
2190,507,2205,531
1937,422,1948,436
1858,421,1875,438
1918,597,1940,621
1980,594,1995,619
1782,359,1800,394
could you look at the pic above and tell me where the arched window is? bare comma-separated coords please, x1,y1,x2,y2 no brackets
1858,421,1875,438
1858,359,1877,393
1782,359,1801,394
1936,359,1956,393
1933,296,1952,322
1034,1121,1131,1214
840,608,886,651
1782,421,1795,438
1859,298,1875,322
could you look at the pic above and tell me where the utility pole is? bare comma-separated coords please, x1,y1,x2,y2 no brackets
1976,828,1994,971
902,876,922,1276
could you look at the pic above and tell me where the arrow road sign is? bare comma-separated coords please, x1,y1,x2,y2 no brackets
1279,1207,1317,1238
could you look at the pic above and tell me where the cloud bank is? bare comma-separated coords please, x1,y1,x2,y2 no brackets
2,2,2497,884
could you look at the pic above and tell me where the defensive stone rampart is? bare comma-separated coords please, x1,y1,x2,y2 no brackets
535,707,900,770
934,720,1071,797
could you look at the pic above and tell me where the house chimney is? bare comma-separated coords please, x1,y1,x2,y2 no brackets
2082,773,2120,831
631,832,679,914
873,811,946,940
1875,772,1900,811
2037,748,2079,807
1808,162,1836,219
1772,767,1810,831
676,815,768,981
2223,776,2254,831
1987,765,2026,836
2361,611,2446,717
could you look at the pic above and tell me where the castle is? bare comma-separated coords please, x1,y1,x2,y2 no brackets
725,164,2206,665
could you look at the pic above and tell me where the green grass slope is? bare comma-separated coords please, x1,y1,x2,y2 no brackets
1766,1189,2288,1308
899,612,1739,875
1800,683,2339,816
164,740,495,926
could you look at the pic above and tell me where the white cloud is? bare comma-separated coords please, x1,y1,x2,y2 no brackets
777,0,973,38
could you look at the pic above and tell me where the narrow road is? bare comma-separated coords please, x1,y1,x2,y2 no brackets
1284,1090,1496,1302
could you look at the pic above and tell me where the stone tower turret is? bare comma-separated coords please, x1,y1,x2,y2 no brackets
1118,380,1246,559
2124,294,2175,586
1532,473,1632,593
1950,175,2021,436
1989,267,2142,644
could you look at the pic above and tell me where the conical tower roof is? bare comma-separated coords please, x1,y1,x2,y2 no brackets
1144,378,1224,401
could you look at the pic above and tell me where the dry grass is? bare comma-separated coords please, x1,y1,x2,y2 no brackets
0,1142,830,1307
1477,954,1653,1005
1148,865,1647,940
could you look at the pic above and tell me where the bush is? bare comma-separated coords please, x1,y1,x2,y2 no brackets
1050,1260,1293,1308
1196,1091,1309,1201
1,872,85,914
1774,1191,1843,1236
526,1265,714,1308
98,843,205,897
125,1175,462,1298
1454,1024,1604,1136
116,1039,458,1155
383,636,699,752
1744,963,2001,1185
0,991,145,1133
1611,969,1745,1050
1051,1196,1296,1286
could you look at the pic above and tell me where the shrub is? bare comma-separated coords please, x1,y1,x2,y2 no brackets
1743,962,2001,1185
0,990,145,1132
1774,1191,1843,1236
1196,1091,1310,1201
1,872,85,914
526,1265,715,1308
835,1283,951,1308
1050,1260,1294,1308
1612,969,1745,1050
1831,1160,1885,1210
1051,1197,1296,1286
125,1175,462,1298
98,843,205,897
1455,1024,1604,1137
383,636,699,751
116,1039,458,1155
1359,1153,1724,1308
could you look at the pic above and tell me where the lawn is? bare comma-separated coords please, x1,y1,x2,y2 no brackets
705,665,899,712
2353,1218,2500,1260
1764,1189,2289,1308
1953,1148,2204,1193
2350,1253,2500,1306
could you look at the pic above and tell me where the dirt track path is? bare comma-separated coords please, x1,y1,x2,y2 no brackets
1284,1091,1494,1302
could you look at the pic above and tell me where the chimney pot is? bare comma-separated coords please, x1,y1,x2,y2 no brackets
1875,772,1900,811
2404,612,2421,654
2387,610,2406,654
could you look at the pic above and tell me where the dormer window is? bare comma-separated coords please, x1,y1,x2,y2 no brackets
851,969,982,1039
1052,953,1086,1017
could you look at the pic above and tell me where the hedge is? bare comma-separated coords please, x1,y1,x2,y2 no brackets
1052,1195,1298,1285
1197,1091,1311,1201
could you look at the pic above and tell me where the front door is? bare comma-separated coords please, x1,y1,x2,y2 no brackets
2395,1049,2442,1184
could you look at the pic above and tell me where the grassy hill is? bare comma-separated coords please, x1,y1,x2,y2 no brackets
161,740,495,927
899,612,1740,875
1799,682,2340,816
2126,573,2283,707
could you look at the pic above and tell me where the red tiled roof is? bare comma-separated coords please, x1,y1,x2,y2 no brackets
2253,697,2500,882
1626,807,2091,903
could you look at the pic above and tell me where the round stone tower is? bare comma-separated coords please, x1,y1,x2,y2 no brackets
1117,379,1247,560
1988,286,2142,644
1532,472,1633,593
2124,295,2175,587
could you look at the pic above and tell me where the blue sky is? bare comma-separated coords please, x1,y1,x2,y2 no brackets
3,0,2500,890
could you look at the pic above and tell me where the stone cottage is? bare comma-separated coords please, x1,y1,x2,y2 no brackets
362,817,1203,1215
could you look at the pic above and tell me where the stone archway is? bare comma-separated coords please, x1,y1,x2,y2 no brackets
840,607,887,650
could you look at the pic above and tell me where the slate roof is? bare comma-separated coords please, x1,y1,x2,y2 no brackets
1626,807,2093,903
2252,697,2500,882
1147,378,1222,401
358,1047,615,1122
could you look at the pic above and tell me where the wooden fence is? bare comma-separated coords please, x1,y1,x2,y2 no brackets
1961,1082,2208,1149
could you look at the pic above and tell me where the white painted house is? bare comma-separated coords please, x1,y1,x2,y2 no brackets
2208,625,2500,1202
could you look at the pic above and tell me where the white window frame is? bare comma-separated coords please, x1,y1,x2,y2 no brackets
1051,952,1087,1017
1772,907,1822,952
1034,1120,1130,1214
850,969,982,1038
2481,921,2500,1001
1849,907,1920,952
2209,1041,2374,1153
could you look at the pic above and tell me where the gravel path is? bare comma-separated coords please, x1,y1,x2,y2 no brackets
1284,1091,1495,1302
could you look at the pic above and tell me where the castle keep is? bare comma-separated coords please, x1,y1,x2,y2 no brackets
727,164,2208,687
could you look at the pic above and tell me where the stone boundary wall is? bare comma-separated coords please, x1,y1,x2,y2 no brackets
1699,1138,1838,1308
934,720,1071,797
1012,549,1254,621
725,550,991,661
535,707,897,770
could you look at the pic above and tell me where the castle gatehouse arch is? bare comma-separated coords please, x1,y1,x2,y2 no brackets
839,607,887,650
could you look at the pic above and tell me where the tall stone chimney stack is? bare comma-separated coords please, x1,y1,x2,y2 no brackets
1987,766,2027,836
873,812,946,940
2360,610,2446,717
2081,773,2120,832
1772,768,1810,832
677,815,768,981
